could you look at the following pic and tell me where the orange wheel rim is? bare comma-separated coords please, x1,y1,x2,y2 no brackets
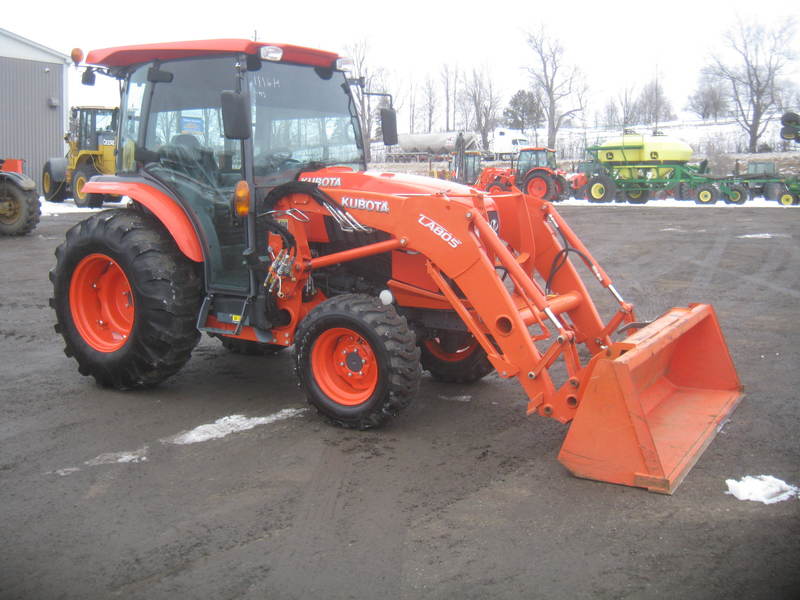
424,338,478,363
69,253,134,352
527,177,547,197
311,327,378,406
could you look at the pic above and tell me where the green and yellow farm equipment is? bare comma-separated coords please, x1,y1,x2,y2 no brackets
582,132,749,205
738,161,799,206
42,106,118,207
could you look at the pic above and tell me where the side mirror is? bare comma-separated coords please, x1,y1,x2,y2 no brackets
380,108,398,146
81,69,96,86
221,91,251,140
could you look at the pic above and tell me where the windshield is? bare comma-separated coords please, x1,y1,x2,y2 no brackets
517,149,555,173
249,62,364,185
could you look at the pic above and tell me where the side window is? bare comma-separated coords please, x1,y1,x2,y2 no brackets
118,73,146,174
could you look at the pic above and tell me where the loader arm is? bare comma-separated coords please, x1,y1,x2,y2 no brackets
270,184,742,493
275,186,637,425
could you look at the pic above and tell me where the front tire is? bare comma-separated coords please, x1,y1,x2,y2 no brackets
724,184,748,205
72,165,102,208
50,209,202,389
624,189,650,204
294,294,421,429
694,184,719,205
586,175,616,203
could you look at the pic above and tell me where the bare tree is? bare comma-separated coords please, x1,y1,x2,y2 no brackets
687,71,729,121
421,75,437,133
463,67,502,150
636,79,676,125
344,39,387,161
708,18,797,152
526,28,584,148
440,65,454,131
599,99,621,128
407,80,418,134
617,87,640,127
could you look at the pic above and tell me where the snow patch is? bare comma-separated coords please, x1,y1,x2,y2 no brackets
39,197,131,216
163,409,306,445
737,233,791,239
84,445,149,466
559,197,786,208
725,475,799,505
438,395,472,402
53,467,81,477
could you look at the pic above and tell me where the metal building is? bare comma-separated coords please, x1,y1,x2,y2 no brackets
0,27,70,186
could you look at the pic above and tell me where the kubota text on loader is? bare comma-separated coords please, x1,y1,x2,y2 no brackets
51,39,743,493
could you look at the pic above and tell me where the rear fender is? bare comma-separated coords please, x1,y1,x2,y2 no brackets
82,179,204,262
0,171,37,191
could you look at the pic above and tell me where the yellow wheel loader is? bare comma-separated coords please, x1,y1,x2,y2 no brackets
41,106,118,207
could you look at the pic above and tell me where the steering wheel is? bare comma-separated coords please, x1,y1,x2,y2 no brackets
254,149,301,175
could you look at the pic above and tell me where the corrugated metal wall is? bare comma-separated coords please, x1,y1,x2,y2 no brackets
0,56,65,184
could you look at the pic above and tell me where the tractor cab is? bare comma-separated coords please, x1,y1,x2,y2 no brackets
112,47,371,294
514,147,557,177
70,106,118,152
451,150,482,185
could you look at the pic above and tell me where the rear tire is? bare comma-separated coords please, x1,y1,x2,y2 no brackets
0,182,40,236
420,334,493,383
294,294,421,429
42,162,67,202
50,209,202,389
523,172,555,199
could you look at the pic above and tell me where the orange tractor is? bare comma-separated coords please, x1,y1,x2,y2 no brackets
477,147,586,201
51,40,742,493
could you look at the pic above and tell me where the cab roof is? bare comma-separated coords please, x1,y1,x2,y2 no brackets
86,39,340,69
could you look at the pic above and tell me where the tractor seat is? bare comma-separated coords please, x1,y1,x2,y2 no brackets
165,134,219,185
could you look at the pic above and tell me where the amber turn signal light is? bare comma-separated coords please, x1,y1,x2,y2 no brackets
71,48,84,66
233,180,250,217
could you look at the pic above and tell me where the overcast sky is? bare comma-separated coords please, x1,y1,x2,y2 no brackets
5,0,799,130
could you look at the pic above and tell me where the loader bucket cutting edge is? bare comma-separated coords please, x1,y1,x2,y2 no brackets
557,304,743,494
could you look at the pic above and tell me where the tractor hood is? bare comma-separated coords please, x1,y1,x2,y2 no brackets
297,167,479,199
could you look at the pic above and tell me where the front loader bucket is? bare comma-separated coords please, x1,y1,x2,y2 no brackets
558,304,743,494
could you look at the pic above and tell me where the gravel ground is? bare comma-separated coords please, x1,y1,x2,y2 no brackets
0,205,798,600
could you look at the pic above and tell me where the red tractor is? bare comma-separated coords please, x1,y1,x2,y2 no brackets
50,39,743,493
476,147,585,201
1,158,40,236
